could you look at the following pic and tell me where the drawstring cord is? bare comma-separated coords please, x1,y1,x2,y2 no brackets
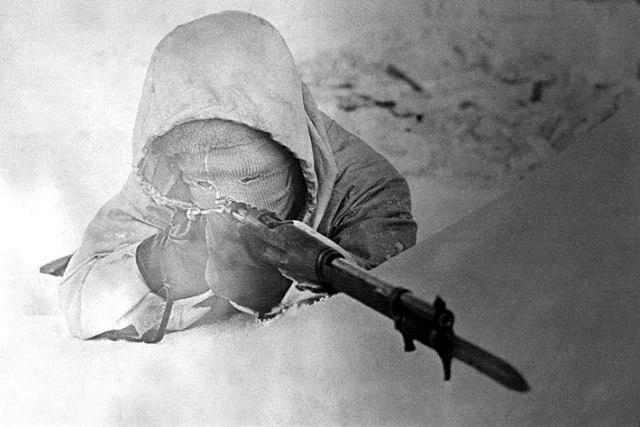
185,195,236,220
137,284,174,343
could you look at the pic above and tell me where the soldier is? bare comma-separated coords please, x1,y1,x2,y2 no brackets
59,11,416,341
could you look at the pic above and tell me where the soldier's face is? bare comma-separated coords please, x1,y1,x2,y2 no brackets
173,120,304,218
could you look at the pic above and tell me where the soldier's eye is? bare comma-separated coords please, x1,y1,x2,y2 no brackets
196,180,213,189
240,174,261,184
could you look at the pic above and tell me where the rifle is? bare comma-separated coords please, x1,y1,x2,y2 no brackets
41,198,530,392
192,198,530,393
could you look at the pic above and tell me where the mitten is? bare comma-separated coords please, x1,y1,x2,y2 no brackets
136,210,210,300
204,211,292,314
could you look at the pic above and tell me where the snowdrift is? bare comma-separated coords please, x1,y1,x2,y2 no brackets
1,102,639,426
373,96,640,425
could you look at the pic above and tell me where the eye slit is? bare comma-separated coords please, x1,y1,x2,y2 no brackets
240,174,261,184
196,180,213,189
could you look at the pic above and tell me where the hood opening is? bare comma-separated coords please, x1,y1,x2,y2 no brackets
137,118,310,220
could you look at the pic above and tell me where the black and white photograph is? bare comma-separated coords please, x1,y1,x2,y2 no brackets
1,1,639,425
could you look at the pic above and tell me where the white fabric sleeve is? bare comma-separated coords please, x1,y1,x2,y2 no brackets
59,242,213,339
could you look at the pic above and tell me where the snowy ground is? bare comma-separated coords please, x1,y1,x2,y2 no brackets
1,1,640,426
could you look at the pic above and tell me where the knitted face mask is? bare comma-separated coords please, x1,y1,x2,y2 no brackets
164,120,305,219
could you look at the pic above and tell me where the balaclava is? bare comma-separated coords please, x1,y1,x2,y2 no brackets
158,118,306,219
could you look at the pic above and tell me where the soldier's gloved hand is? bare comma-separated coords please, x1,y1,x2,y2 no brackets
204,211,292,314
136,210,210,300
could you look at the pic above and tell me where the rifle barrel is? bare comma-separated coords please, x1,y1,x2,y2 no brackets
321,257,530,392
321,257,436,322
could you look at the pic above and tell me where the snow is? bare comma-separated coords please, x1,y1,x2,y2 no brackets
371,98,640,426
1,1,640,425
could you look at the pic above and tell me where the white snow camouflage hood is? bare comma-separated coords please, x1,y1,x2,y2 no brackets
132,11,337,226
